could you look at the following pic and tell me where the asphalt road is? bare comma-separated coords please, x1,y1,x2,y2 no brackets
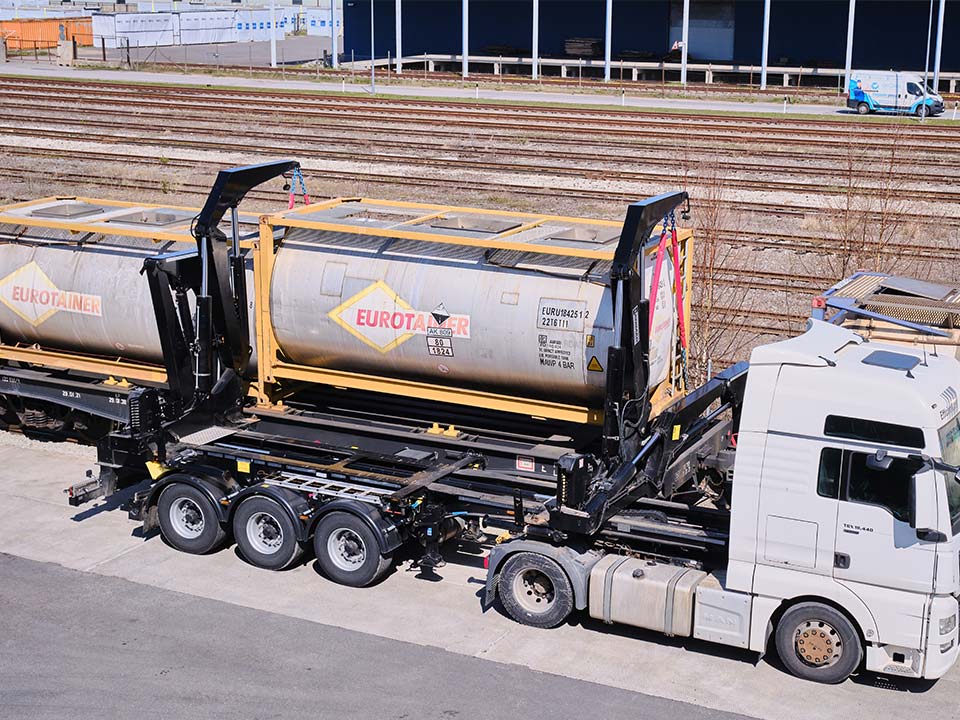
0,553,749,720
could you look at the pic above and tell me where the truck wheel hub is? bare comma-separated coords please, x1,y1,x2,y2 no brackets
247,512,283,554
513,569,555,612
794,620,843,667
328,528,366,571
170,497,205,539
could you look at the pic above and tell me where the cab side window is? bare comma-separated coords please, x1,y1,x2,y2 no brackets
845,452,923,522
906,82,922,95
817,447,843,499
824,415,924,449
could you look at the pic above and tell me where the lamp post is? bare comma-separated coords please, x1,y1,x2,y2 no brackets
269,0,277,68
759,0,770,90
679,0,689,86
330,0,339,68
922,0,933,118
370,0,376,93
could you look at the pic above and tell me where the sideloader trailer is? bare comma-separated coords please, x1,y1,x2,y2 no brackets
0,162,958,685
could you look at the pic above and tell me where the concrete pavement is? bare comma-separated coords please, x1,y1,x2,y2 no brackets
0,553,748,720
0,61,865,117
0,432,956,719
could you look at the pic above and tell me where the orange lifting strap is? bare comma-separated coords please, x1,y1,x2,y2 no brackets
647,210,688,381
285,167,311,209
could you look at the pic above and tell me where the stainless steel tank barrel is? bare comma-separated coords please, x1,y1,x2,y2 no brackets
0,229,166,363
0,198,686,413
268,209,681,406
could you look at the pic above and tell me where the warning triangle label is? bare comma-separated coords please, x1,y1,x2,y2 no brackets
587,356,604,372
431,302,451,326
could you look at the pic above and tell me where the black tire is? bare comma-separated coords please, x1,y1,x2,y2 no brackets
775,602,863,683
156,483,226,555
498,552,574,629
916,103,930,118
856,102,870,115
233,496,302,571
313,511,393,587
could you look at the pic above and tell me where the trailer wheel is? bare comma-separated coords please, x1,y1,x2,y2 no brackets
775,602,863,684
856,102,870,115
157,483,226,555
314,511,393,587
233,496,302,571
498,552,574,629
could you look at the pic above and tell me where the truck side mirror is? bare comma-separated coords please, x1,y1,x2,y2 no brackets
908,474,917,528
867,449,892,471
911,472,946,541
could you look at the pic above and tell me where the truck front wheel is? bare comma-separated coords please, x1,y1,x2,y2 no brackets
157,483,226,555
856,102,870,115
313,511,393,587
498,552,574,629
775,602,863,683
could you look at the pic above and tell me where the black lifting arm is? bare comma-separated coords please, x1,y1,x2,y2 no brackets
193,160,300,401
551,361,748,536
602,191,689,462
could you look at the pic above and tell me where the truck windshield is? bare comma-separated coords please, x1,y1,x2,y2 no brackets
943,471,960,535
940,414,960,466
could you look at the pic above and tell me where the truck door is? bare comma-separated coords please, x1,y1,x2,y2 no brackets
755,434,840,576
833,450,935,592
832,450,937,646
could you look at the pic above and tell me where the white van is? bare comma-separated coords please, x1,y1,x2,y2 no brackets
848,70,944,117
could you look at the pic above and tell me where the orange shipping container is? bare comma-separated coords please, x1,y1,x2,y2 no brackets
1,17,92,51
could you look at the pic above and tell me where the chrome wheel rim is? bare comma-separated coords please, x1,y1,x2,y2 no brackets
169,497,204,539
793,620,843,668
246,511,284,555
327,528,366,572
512,568,556,614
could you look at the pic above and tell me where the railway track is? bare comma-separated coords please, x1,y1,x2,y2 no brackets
3,100,957,183
4,118,958,206
4,144,958,236
1,76,956,142
0,74,951,358
4,142,958,237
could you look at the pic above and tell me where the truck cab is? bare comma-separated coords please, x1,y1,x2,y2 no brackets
728,320,960,680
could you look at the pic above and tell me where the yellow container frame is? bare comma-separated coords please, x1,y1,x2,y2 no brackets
253,199,694,426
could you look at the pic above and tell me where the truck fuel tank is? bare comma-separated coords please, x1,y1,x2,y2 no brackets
588,555,707,636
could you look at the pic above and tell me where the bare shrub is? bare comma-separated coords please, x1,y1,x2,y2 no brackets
679,158,760,385
815,122,933,282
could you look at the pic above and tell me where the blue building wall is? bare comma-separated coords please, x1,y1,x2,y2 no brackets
343,0,957,72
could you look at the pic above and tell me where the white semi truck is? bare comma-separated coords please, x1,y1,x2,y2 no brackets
0,162,957,685
487,319,960,684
